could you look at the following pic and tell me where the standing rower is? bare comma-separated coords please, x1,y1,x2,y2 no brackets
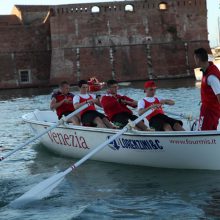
194,48,220,130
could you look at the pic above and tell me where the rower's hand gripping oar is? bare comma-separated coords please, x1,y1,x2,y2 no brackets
10,108,153,207
0,104,90,162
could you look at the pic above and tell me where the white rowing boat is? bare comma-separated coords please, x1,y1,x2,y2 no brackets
23,110,220,170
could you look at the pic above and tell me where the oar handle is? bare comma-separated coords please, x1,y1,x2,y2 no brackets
63,109,153,176
0,103,90,162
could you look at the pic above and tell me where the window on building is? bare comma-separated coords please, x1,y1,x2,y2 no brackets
159,2,168,10
19,70,31,83
125,4,134,12
91,6,100,13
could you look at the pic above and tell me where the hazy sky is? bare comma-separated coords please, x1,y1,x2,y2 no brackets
0,0,219,47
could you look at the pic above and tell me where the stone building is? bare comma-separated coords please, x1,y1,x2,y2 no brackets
0,0,210,88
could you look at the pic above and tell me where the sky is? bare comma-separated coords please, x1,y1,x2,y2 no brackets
0,0,219,47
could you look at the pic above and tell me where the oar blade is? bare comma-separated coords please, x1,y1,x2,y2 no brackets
10,171,66,208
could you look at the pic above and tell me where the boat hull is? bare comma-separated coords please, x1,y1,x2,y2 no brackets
23,111,220,170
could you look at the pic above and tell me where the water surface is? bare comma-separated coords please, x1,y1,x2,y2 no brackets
1,79,219,220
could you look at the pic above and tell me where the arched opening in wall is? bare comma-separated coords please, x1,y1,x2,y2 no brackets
159,2,168,10
91,6,100,13
125,4,134,12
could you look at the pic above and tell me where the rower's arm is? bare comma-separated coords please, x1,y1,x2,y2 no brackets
73,96,96,109
74,99,89,109
160,99,175,105
125,100,137,107
138,108,148,116
93,98,102,107
73,95,86,109
121,96,137,107
208,75,220,104
50,97,64,110
138,104,161,116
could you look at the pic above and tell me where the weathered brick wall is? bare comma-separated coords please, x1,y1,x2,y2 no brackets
0,0,210,88
0,16,51,88
49,0,209,85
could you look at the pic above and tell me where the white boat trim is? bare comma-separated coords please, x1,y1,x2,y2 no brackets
22,110,220,170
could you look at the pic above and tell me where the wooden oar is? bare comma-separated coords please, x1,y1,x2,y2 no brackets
10,109,153,207
0,104,89,162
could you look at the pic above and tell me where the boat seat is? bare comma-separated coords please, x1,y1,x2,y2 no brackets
33,109,58,123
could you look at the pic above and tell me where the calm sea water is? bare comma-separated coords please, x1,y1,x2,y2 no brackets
1,79,220,220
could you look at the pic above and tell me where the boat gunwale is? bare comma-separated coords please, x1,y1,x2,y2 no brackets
22,112,220,138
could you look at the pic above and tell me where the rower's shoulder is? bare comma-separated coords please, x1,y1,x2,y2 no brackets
51,90,61,98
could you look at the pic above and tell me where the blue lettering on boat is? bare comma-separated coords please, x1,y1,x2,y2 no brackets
107,137,164,151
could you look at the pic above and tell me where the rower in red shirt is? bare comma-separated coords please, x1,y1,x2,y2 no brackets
138,81,184,131
50,81,80,125
100,79,152,130
194,48,220,130
73,80,115,128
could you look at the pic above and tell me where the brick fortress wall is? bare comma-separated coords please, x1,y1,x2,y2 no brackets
0,6,51,88
0,0,210,88
49,0,209,85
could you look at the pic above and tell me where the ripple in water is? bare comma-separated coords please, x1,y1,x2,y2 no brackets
1,80,220,219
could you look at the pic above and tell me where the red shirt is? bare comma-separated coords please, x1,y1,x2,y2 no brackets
201,61,220,116
52,91,75,118
142,97,164,120
100,94,136,121
76,94,96,116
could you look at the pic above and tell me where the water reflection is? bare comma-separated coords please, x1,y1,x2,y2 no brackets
0,87,53,101
130,78,196,89
202,189,220,219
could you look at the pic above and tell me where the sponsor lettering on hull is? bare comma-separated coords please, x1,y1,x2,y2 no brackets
108,136,164,151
